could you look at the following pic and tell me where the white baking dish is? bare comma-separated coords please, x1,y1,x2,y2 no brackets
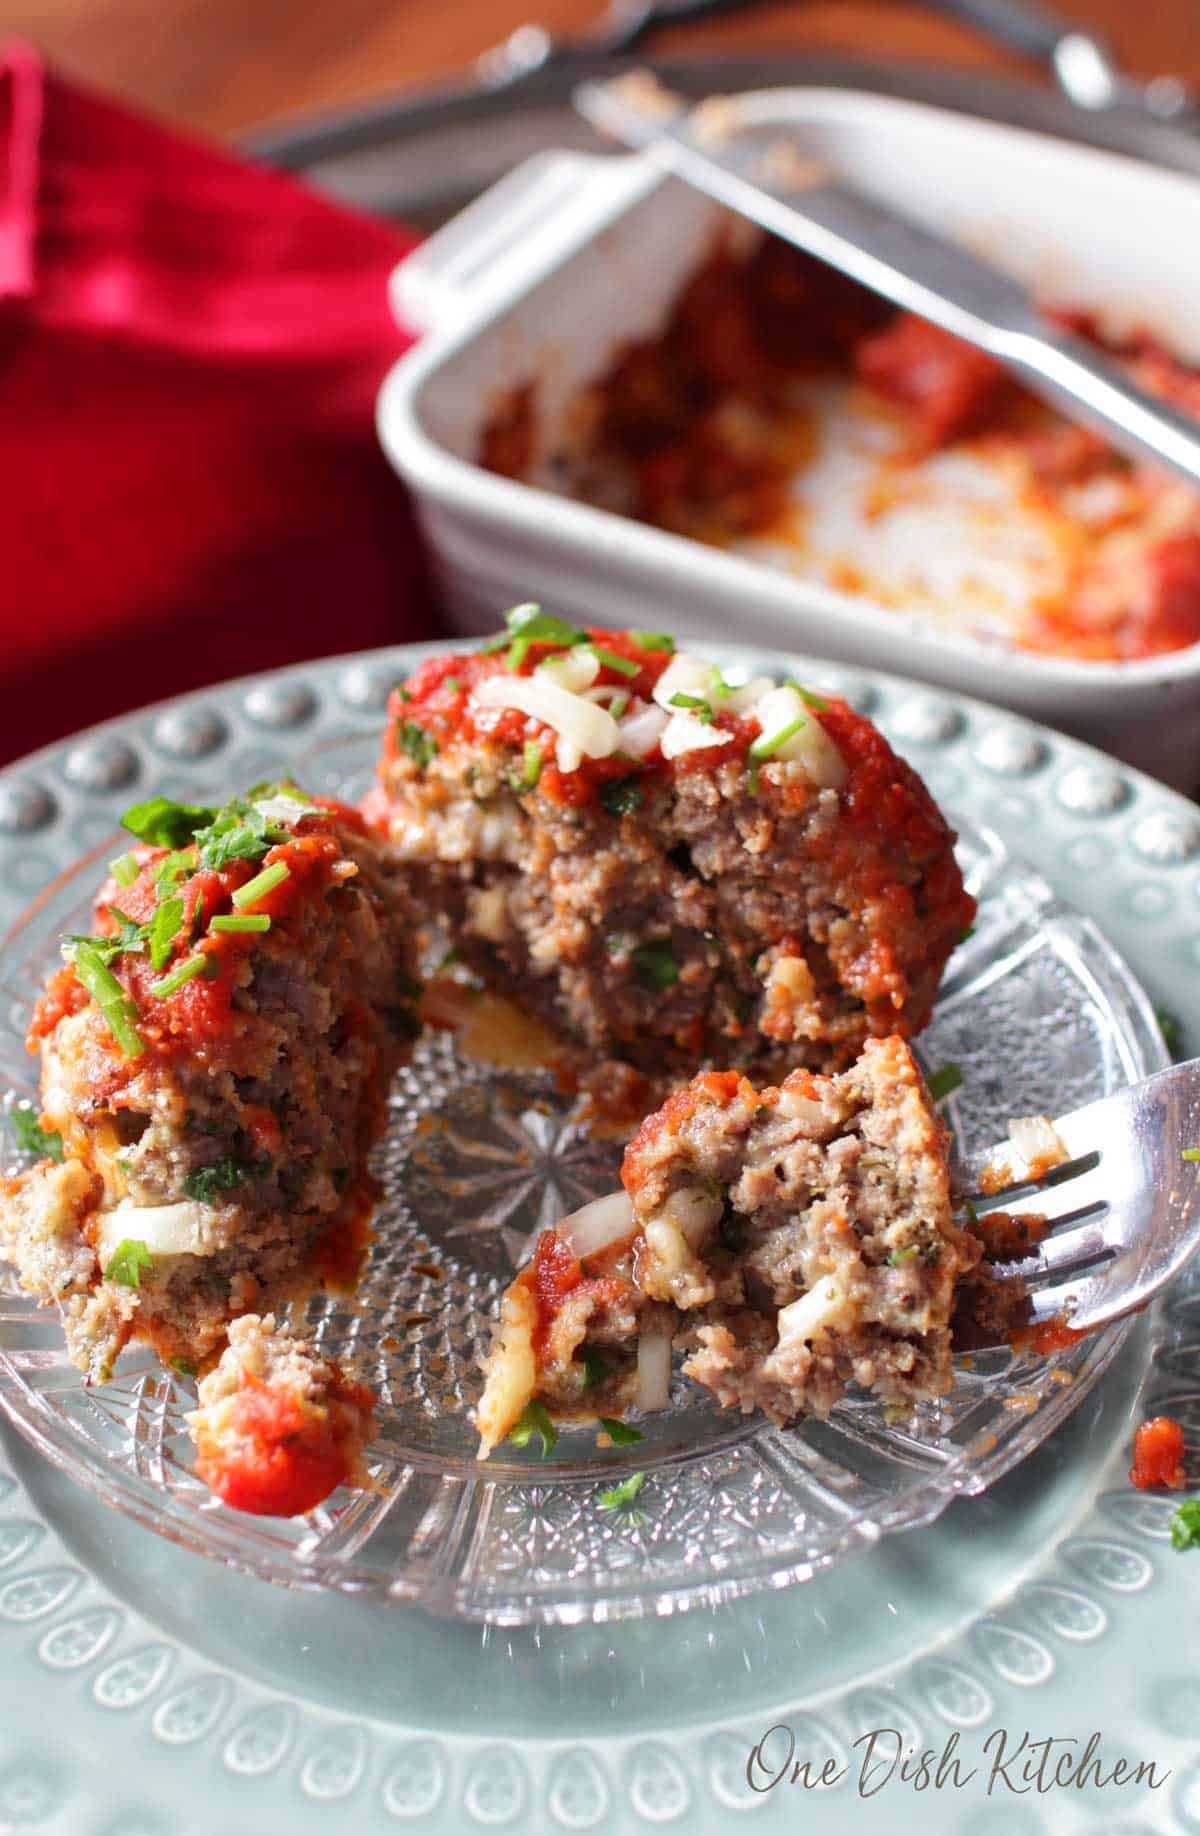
377,89,1200,786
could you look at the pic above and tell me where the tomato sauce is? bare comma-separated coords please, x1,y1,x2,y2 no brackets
194,1370,373,1518
1129,1414,1187,1491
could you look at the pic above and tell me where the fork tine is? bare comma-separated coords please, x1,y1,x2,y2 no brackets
964,1158,1111,1227
1009,1208,1112,1284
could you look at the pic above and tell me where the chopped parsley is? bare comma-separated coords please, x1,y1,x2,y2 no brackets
600,775,645,817
630,939,679,991
597,1470,646,1514
396,719,438,769
580,1349,610,1391
586,645,639,678
508,740,543,794
147,895,184,972
121,797,219,849
506,1399,558,1458
630,629,675,653
105,1238,153,1288
65,911,146,968
109,851,139,887
11,1109,63,1162
926,1063,963,1105
599,1417,644,1445
1171,1499,1200,1551
182,1156,262,1204
1157,1006,1183,1056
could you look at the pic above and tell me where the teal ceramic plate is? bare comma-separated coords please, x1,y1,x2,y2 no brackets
0,643,1196,1833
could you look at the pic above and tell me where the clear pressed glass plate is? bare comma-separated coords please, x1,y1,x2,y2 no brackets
0,729,1164,1625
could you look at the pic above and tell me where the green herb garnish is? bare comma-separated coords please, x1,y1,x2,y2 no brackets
926,1064,963,1104
493,603,584,671
580,1349,610,1392
668,693,714,724
959,925,976,945
12,1109,63,1162
109,852,139,887
783,680,829,711
147,895,184,973
396,719,438,770
888,1246,921,1267
231,861,289,909
121,797,219,850
630,629,675,653
599,1417,644,1445
1171,1499,1200,1551
209,913,271,935
600,776,645,817
597,1470,646,1513
608,693,630,720
586,646,639,678
183,1156,261,1204
507,1399,558,1458
749,716,806,762
147,952,215,999
508,740,543,794
67,940,144,1055
630,939,679,991
170,1358,197,1378
443,676,462,695
105,1238,153,1288
1157,1006,1183,1056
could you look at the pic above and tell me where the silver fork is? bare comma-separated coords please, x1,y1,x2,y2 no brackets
962,1060,1200,1341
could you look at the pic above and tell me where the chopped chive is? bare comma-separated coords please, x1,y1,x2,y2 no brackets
495,603,584,670
231,861,289,909
608,693,630,720
783,680,829,711
749,715,807,762
148,953,212,999
747,762,761,795
888,1245,921,1267
109,852,139,887
926,1063,963,1105
508,740,543,794
396,719,437,769
630,629,675,653
210,913,271,934
443,676,462,695
599,1417,644,1445
69,940,144,1056
586,645,639,678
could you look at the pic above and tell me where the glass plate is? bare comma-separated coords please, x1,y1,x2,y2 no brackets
0,730,1164,1625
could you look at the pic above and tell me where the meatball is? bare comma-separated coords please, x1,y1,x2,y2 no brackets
1,786,419,1382
366,610,973,1090
476,1037,982,1455
187,1312,375,1516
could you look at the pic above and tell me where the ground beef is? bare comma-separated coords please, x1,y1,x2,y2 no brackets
367,626,973,1093
475,1036,982,1453
2,791,419,1381
187,1312,375,1516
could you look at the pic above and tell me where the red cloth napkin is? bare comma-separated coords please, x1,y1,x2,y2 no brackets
0,42,435,766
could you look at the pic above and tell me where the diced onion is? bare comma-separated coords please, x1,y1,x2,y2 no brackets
751,686,846,789
721,674,775,714
472,674,620,766
663,1185,724,1248
637,1328,673,1412
538,649,599,693
97,1200,212,1267
776,1276,851,1347
253,793,314,826
776,1091,828,1131
616,700,668,759
652,653,716,711
1007,1115,1069,1173
661,711,734,760
557,1191,635,1258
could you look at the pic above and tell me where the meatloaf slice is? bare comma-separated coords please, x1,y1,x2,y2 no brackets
1,787,419,1382
475,1037,981,1454
366,611,973,1091
187,1312,375,1517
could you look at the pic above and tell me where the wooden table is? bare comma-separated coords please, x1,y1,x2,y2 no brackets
7,0,1200,143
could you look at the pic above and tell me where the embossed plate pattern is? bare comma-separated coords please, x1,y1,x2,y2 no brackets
0,643,1196,1832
